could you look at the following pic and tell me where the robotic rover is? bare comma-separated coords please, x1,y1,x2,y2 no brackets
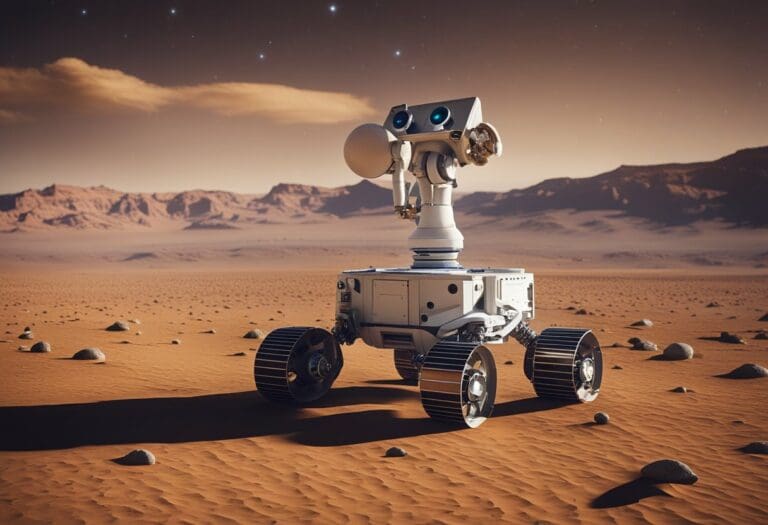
254,97,603,427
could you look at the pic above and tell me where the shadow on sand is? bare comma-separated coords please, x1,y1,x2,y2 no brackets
591,478,672,508
0,386,567,451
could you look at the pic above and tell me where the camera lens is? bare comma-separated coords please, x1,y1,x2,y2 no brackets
429,106,451,126
392,110,412,131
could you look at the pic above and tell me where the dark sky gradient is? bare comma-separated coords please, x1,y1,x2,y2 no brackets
1,0,766,194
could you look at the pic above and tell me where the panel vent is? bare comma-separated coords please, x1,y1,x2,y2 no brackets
382,332,415,349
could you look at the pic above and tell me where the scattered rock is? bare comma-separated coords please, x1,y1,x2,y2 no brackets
30,341,51,353
204,329,216,334
566,306,576,310
594,412,610,425
662,343,694,361
243,329,263,339
631,319,653,327
706,302,721,308
641,459,698,485
504,360,513,365
740,441,768,454
18,331,33,340
719,331,745,344
612,365,623,370
671,386,688,393
232,351,246,356
171,339,181,345
575,308,589,315
628,338,657,351
72,348,105,360
114,449,156,466
754,331,767,340
760,313,768,322
106,320,130,332
385,446,407,458
720,363,767,379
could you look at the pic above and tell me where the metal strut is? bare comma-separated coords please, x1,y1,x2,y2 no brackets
511,322,538,349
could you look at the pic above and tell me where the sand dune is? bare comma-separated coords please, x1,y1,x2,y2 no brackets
0,268,766,523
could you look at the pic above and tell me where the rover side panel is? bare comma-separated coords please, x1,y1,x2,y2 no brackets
371,279,409,325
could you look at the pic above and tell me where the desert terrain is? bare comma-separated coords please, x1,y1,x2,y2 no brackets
1,146,767,524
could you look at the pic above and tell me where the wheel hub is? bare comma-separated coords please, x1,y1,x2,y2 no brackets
580,357,595,383
308,353,332,380
467,371,487,401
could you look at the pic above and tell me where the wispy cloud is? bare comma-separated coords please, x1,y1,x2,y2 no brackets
0,57,375,124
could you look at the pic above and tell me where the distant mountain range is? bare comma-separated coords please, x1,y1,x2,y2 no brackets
1,146,765,232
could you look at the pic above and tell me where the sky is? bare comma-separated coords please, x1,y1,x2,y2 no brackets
0,0,766,195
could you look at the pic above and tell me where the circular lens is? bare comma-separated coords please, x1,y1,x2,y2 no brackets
429,106,451,126
392,110,411,130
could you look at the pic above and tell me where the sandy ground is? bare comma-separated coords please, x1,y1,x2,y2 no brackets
0,264,766,524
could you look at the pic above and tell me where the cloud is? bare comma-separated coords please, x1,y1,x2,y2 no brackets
0,57,375,124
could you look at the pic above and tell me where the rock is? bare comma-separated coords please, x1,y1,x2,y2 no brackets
720,363,768,379
706,302,721,308
760,313,768,322
171,339,181,345
243,329,263,339
566,306,576,310
18,331,33,340
385,446,407,458
629,338,657,351
631,319,653,327
671,386,688,393
504,360,513,365
232,351,246,356
115,449,155,466
612,365,623,370
72,347,105,360
662,343,694,361
641,459,698,485
204,329,216,334
575,308,589,315
754,331,767,340
30,341,51,353
741,441,768,454
106,320,130,332
594,412,610,425
719,331,745,344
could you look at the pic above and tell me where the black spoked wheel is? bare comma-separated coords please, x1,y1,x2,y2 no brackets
393,349,420,383
419,341,497,428
254,326,343,403
530,327,602,402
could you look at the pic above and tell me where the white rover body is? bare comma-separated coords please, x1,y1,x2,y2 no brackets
255,98,603,427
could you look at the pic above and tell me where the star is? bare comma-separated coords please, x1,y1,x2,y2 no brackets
169,7,177,16
258,52,266,61
394,49,402,58
329,4,338,14
80,8,87,16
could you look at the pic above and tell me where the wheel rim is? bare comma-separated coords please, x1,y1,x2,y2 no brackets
573,332,602,402
462,347,496,425
531,328,602,403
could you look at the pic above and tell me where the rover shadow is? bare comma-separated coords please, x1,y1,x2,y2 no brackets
591,478,671,508
364,378,417,386
492,397,570,417
0,386,413,451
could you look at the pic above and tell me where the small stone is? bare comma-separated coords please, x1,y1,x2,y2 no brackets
106,320,130,332
231,351,247,356
115,449,155,466
629,338,657,351
741,441,768,454
385,446,407,458
30,341,51,353
566,306,576,310
641,459,698,484
171,339,181,345
759,313,768,322
610,342,623,348
504,360,513,365
719,331,745,344
754,331,767,340
671,386,688,393
575,308,589,315
631,319,653,327
594,412,610,425
19,331,33,340
204,329,216,334
612,365,623,370
662,343,694,361
706,302,721,308
721,363,767,379
243,329,263,339
72,348,105,360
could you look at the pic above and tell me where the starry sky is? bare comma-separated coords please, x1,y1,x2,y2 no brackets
1,0,766,194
